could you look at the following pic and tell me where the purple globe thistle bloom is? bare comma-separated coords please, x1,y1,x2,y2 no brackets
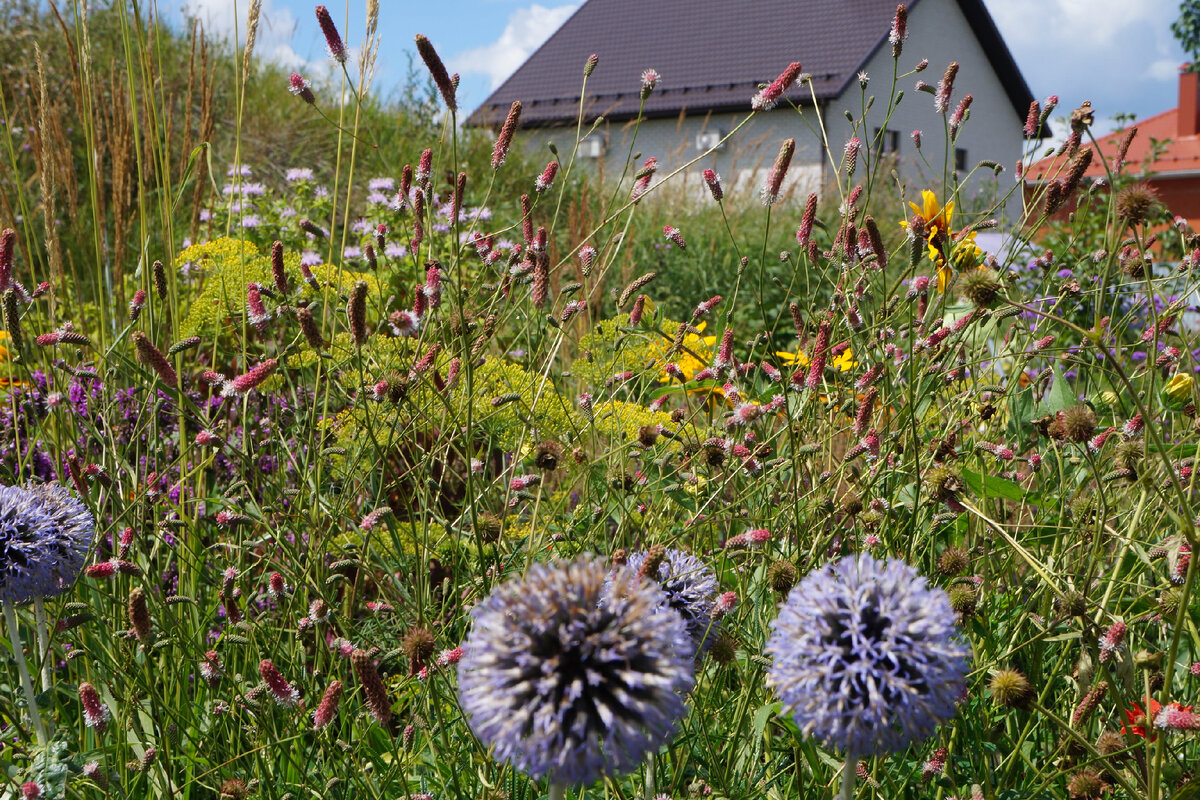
457,556,694,785
0,483,94,605
766,554,968,757
606,548,718,652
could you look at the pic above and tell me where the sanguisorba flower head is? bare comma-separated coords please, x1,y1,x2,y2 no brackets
457,556,694,785
0,483,93,605
606,548,718,652
766,554,968,756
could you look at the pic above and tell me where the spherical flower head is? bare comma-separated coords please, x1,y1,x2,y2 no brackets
0,483,94,605
606,548,718,652
766,554,969,756
457,556,695,785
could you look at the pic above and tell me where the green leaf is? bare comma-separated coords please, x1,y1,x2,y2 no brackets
961,467,1031,503
1043,366,1073,415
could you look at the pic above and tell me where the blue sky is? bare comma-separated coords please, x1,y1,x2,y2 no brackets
170,0,1190,133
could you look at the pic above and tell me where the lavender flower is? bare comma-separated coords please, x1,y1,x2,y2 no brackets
0,483,93,605
607,548,718,651
766,554,968,756
457,556,694,785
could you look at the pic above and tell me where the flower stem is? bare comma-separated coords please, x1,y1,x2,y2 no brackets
841,754,855,800
33,596,50,691
645,751,656,799
548,782,566,800
3,600,46,745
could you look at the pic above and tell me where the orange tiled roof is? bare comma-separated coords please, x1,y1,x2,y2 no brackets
1026,108,1200,183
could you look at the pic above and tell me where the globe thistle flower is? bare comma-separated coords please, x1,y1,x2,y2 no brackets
606,547,719,652
766,554,969,756
457,556,694,785
0,483,94,605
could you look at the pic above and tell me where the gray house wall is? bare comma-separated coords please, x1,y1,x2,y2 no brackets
516,0,1025,211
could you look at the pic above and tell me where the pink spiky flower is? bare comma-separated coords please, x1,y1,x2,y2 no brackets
703,169,723,201
313,680,343,729
751,61,802,112
1098,621,1126,663
724,529,770,549
1155,703,1200,731
712,591,739,618
889,4,908,57
288,73,316,105
222,358,279,397
200,651,222,688
640,68,660,99
259,659,301,708
79,682,110,731
534,160,559,193
314,6,347,63
761,138,795,206
491,101,522,169
935,62,958,114
663,226,687,249
631,157,657,202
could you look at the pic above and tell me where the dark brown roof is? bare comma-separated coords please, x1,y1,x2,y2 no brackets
464,0,1035,129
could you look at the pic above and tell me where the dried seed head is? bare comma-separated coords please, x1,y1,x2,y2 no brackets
767,560,799,594
960,267,1003,308
937,547,969,576
532,440,563,471
1067,770,1104,800
1062,405,1097,443
1116,182,1160,226
403,627,437,674
988,668,1032,709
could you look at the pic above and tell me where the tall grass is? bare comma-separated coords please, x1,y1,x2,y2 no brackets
0,3,1198,800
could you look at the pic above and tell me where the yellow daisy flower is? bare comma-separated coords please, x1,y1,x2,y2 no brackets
900,190,981,292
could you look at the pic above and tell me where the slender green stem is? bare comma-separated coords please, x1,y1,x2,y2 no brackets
548,782,566,800
32,596,51,692
4,600,46,746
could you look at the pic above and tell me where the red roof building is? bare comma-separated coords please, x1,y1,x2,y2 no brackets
1026,67,1200,227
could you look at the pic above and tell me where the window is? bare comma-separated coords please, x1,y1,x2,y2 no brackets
874,128,900,155
955,148,968,173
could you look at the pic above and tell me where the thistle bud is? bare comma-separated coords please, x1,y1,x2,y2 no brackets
534,160,559,193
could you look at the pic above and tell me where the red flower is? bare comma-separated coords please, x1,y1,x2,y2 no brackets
1124,698,1162,738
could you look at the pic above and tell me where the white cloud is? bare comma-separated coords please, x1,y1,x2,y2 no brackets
1146,58,1180,82
449,3,580,89
983,0,1185,123
179,0,305,70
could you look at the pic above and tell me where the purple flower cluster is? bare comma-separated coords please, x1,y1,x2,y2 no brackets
767,554,968,756
457,557,694,785
0,483,93,605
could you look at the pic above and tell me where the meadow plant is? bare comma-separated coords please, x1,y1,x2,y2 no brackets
0,2,1199,799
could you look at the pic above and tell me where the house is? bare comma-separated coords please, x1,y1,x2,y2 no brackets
1025,67,1200,228
465,0,1038,203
